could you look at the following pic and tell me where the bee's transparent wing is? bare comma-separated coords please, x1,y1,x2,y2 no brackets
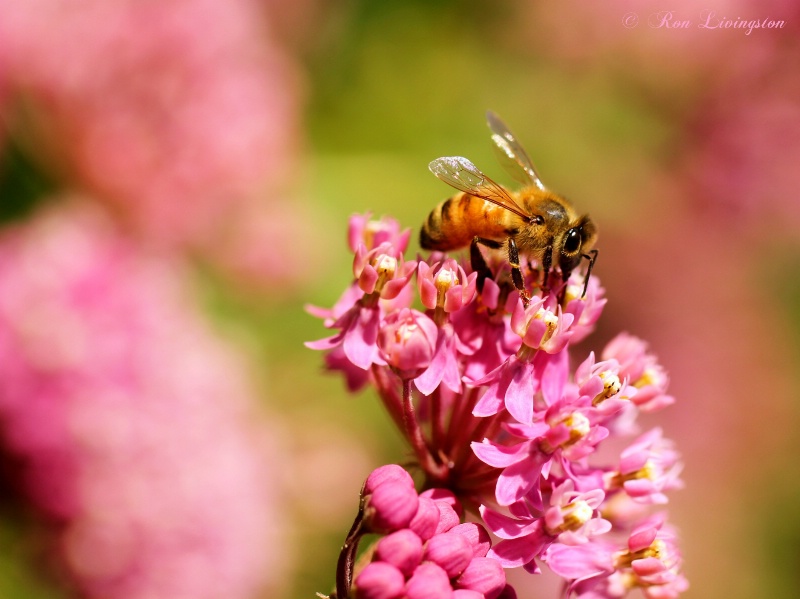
486,110,546,191
428,156,529,220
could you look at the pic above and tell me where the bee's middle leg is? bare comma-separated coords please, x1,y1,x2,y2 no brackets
506,238,531,307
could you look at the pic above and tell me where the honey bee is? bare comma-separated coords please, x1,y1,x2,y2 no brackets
420,111,598,303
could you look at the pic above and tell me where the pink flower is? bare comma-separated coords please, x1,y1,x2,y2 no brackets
481,480,609,573
605,428,683,505
377,308,438,379
353,242,417,300
551,515,689,599
602,333,674,411
307,241,416,371
510,297,575,356
413,321,463,395
562,272,607,344
0,202,284,599
574,352,635,418
417,258,478,314
348,213,411,254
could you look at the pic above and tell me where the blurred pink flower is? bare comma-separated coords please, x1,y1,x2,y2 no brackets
514,0,795,88
679,42,800,229
0,200,286,599
0,0,310,287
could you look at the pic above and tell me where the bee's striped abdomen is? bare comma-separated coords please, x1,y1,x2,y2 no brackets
420,193,510,251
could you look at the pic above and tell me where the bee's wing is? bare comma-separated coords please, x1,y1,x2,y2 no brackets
428,156,530,221
486,111,546,191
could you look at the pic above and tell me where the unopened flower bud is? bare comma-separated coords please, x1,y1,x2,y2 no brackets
423,531,473,578
365,480,419,534
449,523,492,558
455,557,507,599
408,496,440,541
375,529,423,577
420,488,463,517
406,563,452,599
364,465,415,495
354,561,405,599
433,501,460,535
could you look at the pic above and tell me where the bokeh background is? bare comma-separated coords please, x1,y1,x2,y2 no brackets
1,0,799,598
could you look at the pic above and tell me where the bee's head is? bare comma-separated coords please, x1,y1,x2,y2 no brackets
558,216,597,274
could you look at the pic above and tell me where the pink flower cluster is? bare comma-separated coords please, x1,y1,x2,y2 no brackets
0,203,284,599
348,465,514,599
308,214,688,599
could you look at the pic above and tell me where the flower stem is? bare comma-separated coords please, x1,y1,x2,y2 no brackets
335,502,364,599
402,379,447,482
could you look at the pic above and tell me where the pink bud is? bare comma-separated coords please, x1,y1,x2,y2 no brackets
453,590,483,599
496,584,518,599
421,488,463,517
433,501,460,534
377,309,438,379
365,481,420,534
455,557,507,599
405,563,453,599
364,465,415,495
354,562,406,599
374,529,423,577
449,523,492,558
408,496,439,541
423,531,473,578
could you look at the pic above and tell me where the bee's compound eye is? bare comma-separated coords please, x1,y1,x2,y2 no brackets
564,228,582,254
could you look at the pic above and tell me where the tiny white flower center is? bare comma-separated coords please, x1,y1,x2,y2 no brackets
563,282,583,304
562,499,593,530
534,307,558,345
564,412,590,443
373,254,397,291
434,268,458,307
541,412,592,454
396,322,418,343
635,365,662,389
363,220,383,247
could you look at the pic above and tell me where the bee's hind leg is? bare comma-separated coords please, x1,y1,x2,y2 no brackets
470,237,501,292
